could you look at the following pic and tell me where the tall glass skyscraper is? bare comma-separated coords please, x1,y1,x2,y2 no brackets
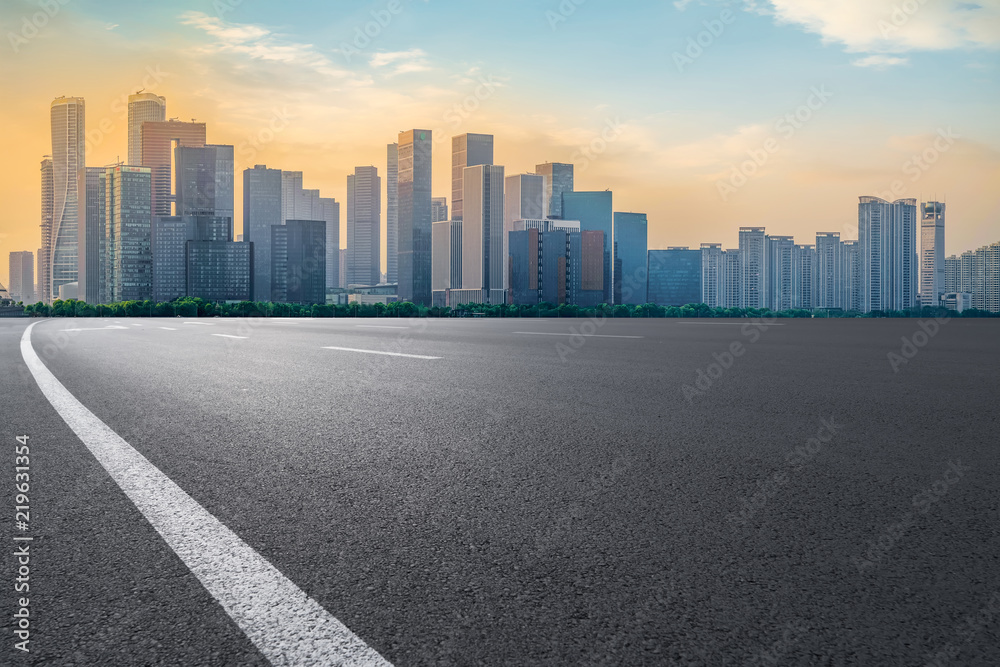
175,145,235,223
451,133,493,222
140,120,206,217
647,248,701,306
462,164,505,304
39,157,53,303
243,165,282,301
127,93,166,166
347,166,381,286
563,191,613,304
387,143,399,284
535,163,574,219
398,129,433,305
105,166,153,303
49,96,86,302
78,167,106,304
613,212,648,305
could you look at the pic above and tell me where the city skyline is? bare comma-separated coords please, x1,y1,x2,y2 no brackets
2,0,998,288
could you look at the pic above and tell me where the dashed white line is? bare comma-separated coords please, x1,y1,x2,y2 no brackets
512,332,644,339
130,323,142,327
20,323,390,667
61,325,129,332
676,321,786,326
159,327,178,331
322,346,440,360
211,334,248,339
185,322,215,326
355,325,408,330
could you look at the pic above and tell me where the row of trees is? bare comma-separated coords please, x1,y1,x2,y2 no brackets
22,298,999,319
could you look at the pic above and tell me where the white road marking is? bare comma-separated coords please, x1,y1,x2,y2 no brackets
131,323,142,327
512,332,644,339
355,325,408,330
61,325,129,332
159,327,178,331
676,321,786,326
322,346,440,360
20,323,391,667
185,321,215,326
211,334,248,339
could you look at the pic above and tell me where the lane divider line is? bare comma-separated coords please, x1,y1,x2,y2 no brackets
20,323,391,667
211,334,248,339
322,346,441,360
512,332,644,339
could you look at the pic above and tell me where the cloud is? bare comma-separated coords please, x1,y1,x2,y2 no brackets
852,54,909,68
747,0,1000,53
370,49,431,75
673,0,698,11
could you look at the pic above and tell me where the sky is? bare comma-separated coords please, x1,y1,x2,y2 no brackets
1,0,998,287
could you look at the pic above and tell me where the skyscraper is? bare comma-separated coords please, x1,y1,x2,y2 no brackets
432,219,462,306
8,252,34,304
432,197,449,223
614,212,648,305
78,166,106,304
346,166,381,286
535,163,574,219
398,129,433,305
271,220,326,304
815,232,844,310
387,143,399,284
722,248,741,309
843,239,862,312
647,248,701,306
739,227,767,309
462,164,505,304
944,254,960,294
792,243,817,310
452,133,493,222
105,166,153,303
140,120,206,217
280,170,339,290
563,191,613,304
700,243,724,308
127,93,166,166
920,201,946,307
50,96,86,302
175,144,235,223
243,165,282,301
765,235,794,312
39,158,53,303
858,196,917,312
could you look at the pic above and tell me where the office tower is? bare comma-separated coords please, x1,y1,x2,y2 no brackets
271,220,326,304
387,143,399,284
104,166,153,303
614,213,648,305
538,229,569,305
243,165,282,301
765,235,794,311
563,191,613,304
815,232,845,309
346,166,381,286
186,233,253,302
858,197,917,312
432,220,463,306
321,198,340,289
700,243,724,308
77,167,106,304
647,248,702,307
127,93,166,166
568,230,605,307
339,248,347,289
432,197,449,223
738,227,767,309
152,216,192,303
792,244,817,310
944,255,960,294
505,173,544,288
8,252,34,304
281,170,339,289
508,228,540,306
49,96,86,302
535,163,574,219
398,129,433,305
140,120,206,216
920,201,946,306
462,164,505,304
39,158,53,303
175,144,235,223
452,133,494,222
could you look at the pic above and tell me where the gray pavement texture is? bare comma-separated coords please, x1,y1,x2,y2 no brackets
1,316,998,666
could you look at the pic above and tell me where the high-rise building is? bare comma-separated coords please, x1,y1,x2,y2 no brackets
127,93,166,167
792,243,817,310
432,197,449,223
49,96,86,303
346,166,381,286
504,173,544,289
738,227,767,310
959,250,975,294
186,236,252,303
765,235,794,311
431,219,463,306
462,164,505,304
39,158,54,303
858,196,917,312
843,240,862,312
243,165,282,301
175,144,235,223
563,191,613,304
815,232,844,310
398,129,433,305
568,230,605,307
648,248,701,306
339,249,347,290
271,219,326,304
8,252,34,304
140,120,206,217
383,145,399,287
452,133,493,222
105,166,153,303
722,249,741,309
700,243,724,308
614,213,648,305
944,254,960,295
920,201,946,306
152,216,192,303
535,163,574,219
77,167,106,304
280,171,339,290
508,228,540,306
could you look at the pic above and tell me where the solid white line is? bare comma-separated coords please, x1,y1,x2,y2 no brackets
322,346,440,360
20,323,390,667
211,334,248,339
184,321,215,326
61,325,129,332
159,327,178,331
676,321,786,326
355,325,408,330
512,332,644,339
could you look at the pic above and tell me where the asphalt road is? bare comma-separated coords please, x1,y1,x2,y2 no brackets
1,316,998,666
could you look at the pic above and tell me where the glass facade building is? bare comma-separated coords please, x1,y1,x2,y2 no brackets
105,166,153,303
647,248,702,307
243,165,283,301
535,163,574,219
140,120,206,217
271,219,326,304
614,212,648,305
78,166,106,304
346,166,381,286
398,130,433,305
563,191,613,304
451,133,493,222
387,144,399,284
50,97,86,303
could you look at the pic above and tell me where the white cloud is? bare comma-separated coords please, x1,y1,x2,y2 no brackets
370,49,431,75
748,0,1000,53
852,54,909,68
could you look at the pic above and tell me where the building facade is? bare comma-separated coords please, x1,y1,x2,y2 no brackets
452,133,493,222
127,92,166,167
346,166,381,286
398,129,433,305
49,96,86,303
387,143,399,285
243,165,282,301
271,220,326,305
648,248,701,307
614,212,649,305
462,164,506,304
77,166,106,304
739,227,766,309
105,166,153,303
8,252,34,304
858,196,918,312
920,201,946,306
563,191,613,304
140,120,206,217
535,163,574,219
